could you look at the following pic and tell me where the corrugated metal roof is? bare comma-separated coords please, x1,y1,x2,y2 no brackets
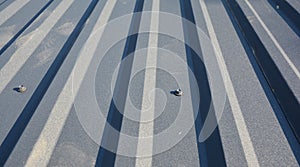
0,0,299,166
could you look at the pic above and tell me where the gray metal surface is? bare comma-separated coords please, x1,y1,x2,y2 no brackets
0,0,299,166
286,0,300,11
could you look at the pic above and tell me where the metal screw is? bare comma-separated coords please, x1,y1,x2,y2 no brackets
18,85,27,93
174,88,182,96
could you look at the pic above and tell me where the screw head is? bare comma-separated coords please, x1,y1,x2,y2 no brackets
18,85,27,93
174,89,182,96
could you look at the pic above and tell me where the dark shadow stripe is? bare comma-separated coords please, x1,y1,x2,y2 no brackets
0,0,99,165
179,0,227,166
0,0,54,56
95,0,145,166
0,0,9,7
268,0,300,37
220,0,300,163
223,0,300,143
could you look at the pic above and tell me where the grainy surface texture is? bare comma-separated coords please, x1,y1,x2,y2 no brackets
0,0,299,166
